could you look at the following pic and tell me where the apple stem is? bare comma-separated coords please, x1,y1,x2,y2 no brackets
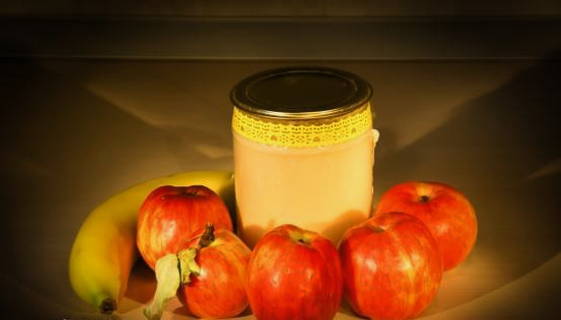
420,195,430,203
198,223,215,248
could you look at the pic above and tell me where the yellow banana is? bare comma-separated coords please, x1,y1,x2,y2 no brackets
68,170,235,314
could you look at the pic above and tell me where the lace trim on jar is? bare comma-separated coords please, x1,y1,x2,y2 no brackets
232,104,373,148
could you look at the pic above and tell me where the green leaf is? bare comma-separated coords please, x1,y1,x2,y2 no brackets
143,254,181,320
178,248,201,284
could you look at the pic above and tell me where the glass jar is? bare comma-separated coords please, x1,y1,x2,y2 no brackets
231,67,378,247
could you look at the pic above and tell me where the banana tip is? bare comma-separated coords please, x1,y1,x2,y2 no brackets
100,298,117,314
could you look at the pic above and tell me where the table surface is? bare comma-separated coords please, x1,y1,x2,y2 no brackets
1,58,560,319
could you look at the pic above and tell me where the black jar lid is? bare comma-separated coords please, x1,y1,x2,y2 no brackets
230,66,372,120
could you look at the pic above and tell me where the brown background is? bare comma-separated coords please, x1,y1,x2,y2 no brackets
1,0,561,17
1,1,560,319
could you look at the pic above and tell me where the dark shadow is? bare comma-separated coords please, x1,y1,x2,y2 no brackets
339,293,368,318
172,304,191,317
374,50,561,316
171,302,251,318
322,210,368,245
120,260,156,312
239,224,266,249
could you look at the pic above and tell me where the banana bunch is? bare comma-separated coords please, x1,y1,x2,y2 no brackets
68,170,235,314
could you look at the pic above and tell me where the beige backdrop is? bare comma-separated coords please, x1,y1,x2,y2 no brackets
1,57,559,318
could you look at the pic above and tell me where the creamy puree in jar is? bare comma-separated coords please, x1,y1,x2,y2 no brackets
230,67,377,247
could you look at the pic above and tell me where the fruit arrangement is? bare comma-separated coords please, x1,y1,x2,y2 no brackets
68,171,235,314
68,170,477,320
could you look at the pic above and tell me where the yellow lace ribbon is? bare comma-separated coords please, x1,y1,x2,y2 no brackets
232,104,373,148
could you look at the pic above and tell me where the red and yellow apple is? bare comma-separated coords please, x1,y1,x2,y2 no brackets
339,212,442,320
143,224,250,320
374,181,477,271
136,185,233,269
178,224,251,318
247,224,342,320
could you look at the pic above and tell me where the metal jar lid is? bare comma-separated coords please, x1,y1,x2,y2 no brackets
230,66,372,120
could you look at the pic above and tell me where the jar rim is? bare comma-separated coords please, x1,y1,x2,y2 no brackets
230,66,372,120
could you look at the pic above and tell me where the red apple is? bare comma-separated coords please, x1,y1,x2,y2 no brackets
178,224,251,318
143,224,250,319
247,224,342,320
374,181,477,271
136,185,233,269
339,212,442,320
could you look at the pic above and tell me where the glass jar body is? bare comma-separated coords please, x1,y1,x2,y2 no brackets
233,128,376,247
